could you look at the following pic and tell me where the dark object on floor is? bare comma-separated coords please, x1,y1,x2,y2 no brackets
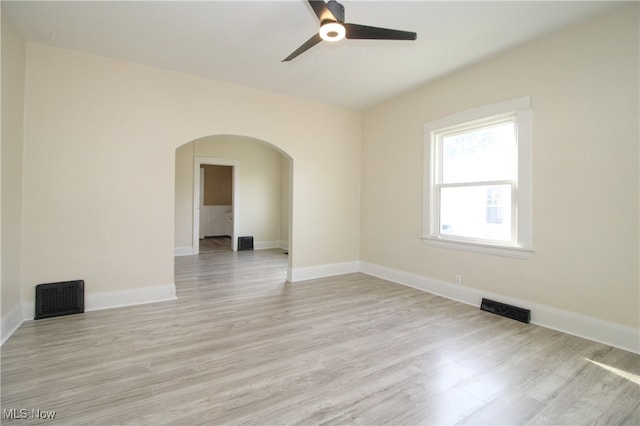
480,298,531,323
238,236,254,251
35,280,85,320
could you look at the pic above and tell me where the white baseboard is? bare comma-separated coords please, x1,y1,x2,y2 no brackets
360,261,640,354
173,241,289,256
83,283,177,312
1,303,26,346
175,246,195,256
288,261,360,282
254,241,281,250
178,242,285,254
22,283,177,319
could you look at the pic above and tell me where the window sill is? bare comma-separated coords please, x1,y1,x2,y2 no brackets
421,236,533,259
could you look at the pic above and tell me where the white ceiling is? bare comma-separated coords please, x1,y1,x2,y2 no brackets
3,0,625,109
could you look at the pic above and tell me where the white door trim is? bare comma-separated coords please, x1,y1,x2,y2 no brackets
193,157,240,253
199,167,205,239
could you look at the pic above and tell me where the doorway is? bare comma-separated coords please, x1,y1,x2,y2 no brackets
193,157,240,253
198,165,233,253
175,135,293,276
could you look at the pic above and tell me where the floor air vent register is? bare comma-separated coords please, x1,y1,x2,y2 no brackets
480,298,531,323
35,280,85,320
238,236,254,251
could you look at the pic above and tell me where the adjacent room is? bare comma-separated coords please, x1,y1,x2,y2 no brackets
1,1,638,424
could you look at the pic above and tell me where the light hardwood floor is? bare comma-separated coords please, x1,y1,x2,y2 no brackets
199,237,232,254
1,249,638,425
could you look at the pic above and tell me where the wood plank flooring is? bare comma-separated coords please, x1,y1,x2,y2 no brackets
199,236,232,253
1,249,639,425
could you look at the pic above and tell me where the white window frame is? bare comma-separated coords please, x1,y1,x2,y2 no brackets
422,97,533,258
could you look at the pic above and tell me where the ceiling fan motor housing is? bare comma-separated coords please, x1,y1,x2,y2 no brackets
327,0,345,22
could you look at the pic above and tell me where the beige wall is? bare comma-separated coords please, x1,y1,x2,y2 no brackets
22,43,361,302
361,5,639,328
174,136,288,249
202,165,232,206
174,143,194,248
1,7,27,332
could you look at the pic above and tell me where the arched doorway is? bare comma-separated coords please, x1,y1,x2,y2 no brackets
174,135,293,270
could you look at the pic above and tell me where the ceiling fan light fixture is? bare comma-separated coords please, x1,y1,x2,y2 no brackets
282,0,416,62
319,21,345,42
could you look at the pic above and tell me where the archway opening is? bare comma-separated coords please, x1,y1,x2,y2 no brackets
174,134,293,273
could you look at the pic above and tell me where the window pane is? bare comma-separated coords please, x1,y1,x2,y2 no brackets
442,121,516,184
440,185,512,241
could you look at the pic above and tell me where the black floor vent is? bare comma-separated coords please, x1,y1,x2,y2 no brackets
238,236,254,251
480,298,530,323
35,280,84,320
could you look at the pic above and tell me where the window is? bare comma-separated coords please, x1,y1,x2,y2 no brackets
423,97,533,258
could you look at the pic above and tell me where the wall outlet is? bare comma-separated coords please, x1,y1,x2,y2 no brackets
455,274,462,285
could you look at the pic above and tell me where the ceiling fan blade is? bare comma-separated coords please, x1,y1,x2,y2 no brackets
282,33,323,62
345,23,417,41
308,0,337,23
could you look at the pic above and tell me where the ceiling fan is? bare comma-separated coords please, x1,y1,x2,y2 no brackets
283,0,417,62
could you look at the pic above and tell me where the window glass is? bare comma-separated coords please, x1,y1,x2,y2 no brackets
440,184,512,242
441,121,516,184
